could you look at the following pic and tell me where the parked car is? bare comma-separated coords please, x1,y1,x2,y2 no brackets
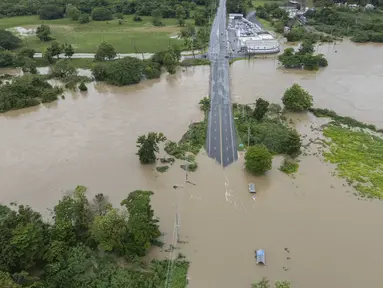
248,183,256,193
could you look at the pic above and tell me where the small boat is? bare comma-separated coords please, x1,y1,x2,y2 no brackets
255,249,265,265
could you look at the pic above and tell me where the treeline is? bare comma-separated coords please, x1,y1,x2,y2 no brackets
0,0,217,26
305,7,383,43
0,186,189,287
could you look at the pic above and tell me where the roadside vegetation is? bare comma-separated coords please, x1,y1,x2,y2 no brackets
234,84,306,175
278,40,328,70
0,185,189,287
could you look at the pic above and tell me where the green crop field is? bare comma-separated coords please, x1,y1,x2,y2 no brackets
1,15,190,53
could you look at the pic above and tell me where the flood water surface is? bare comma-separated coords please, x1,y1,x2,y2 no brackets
1,41,383,288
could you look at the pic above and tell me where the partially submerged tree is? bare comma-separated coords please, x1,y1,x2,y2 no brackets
253,98,269,121
136,132,166,164
282,84,313,111
245,144,272,175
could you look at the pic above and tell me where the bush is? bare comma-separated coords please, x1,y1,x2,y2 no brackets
251,121,301,156
92,63,108,81
279,157,299,174
282,84,313,111
133,15,142,22
78,14,90,24
78,82,87,91
0,76,62,112
39,4,64,20
91,7,113,21
245,145,273,175
0,51,14,67
142,60,161,79
18,48,35,59
50,59,77,79
105,57,143,86
0,29,22,50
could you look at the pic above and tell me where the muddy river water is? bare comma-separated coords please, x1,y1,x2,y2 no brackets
1,40,383,287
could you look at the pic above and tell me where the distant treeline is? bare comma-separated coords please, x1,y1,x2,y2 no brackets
0,0,217,18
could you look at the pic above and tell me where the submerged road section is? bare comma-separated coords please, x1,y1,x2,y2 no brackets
206,0,238,167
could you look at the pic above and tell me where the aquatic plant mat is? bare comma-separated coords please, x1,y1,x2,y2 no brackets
322,124,383,199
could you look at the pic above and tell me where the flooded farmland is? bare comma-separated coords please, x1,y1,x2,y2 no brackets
1,40,383,288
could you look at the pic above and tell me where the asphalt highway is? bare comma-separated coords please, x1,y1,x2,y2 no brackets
206,0,238,167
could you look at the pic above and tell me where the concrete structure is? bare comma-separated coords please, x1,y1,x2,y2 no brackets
206,0,238,167
227,14,280,54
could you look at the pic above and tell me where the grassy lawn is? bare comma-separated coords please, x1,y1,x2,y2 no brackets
1,15,189,53
323,125,383,199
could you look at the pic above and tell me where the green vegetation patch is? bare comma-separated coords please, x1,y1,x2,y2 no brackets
279,157,299,174
156,165,169,173
0,75,63,113
180,58,210,66
308,8,383,43
310,108,380,132
323,124,383,199
233,103,301,156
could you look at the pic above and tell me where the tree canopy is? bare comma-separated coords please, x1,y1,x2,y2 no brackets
245,144,273,175
0,30,22,50
0,186,177,287
136,132,167,164
282,84,313,112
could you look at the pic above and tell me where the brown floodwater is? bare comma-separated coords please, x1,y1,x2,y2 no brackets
1,40,383,288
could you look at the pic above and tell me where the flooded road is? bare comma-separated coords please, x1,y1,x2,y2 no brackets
1,40,383,287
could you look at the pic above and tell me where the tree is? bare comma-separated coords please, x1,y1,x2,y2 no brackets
175,5,186,21
91,208,129,253
163,45,181,74
136,132,166,164
78,14,90,24
297,40,314,55
0,51,14,67
253,98,269,121
285,129,301,156
95,42,116,61
18,47,35,59
63,44,74,58
39,4,64,20
0,29,22,50
49,41,63,58
53,186,94,246
252,277,291,288
105,56,143,86
245,145,272,175
36,24,52,42
282,84,313,111
91,7,113,21
66,4,81,21
121,190,161,256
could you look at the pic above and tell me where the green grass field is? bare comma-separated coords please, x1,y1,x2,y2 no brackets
1,15,190,53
